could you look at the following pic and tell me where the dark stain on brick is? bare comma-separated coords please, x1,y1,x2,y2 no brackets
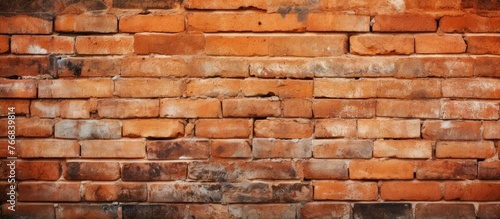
462,0,500,10
64,162,80,180
112,0,182,10
122,205,183,219
271,183,312,202
222,182,271,203
353,203,412,219
0,0,107,14
122,163,186,181
277,6,292,19
67,61,83,77
295,6,309,22
117,184,148,201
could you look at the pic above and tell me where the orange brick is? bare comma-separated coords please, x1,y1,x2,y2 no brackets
160,99,221,118
75,35,133,55
64,162,120,181
184,0,266,9
374,140,433,158
211,139,252,158
475,56,500,77
222,98,280,117
2,204,55,218
4,161,61,180
377,79,442,98
442,78,500,99
445,182,500,201
373,14,437,32
443,100,499,120
83,183,147,202
55,14,117,33
97,99,159,118
315,119,357,138
188,57,250,78
436,141,495,159
283,99,312,118
252,139,311,158
120,14,184,33
0,35,8,53
80,140,146,158
314,78,377,98
254,119,313,138
397,57,474,78
479,162,500,180
121,57,187,77
39,79,113,98
135,33,205,55
123,119,184,138
405,0,461,10
302,160,348,179
242,79,313,98
484,121,500,139
416,160,477,180
186,78,242,98
11,35,74,54
196,119,251,138
440,14,500,33
55,120,121,139
314,181,378,201
350,160,414,179
318,0,405,14
312,140,373,159
381,182,442,200
307,13,370,32
205,35,269,56
467,35,500,54
0,15,52,34
249,58,311,79
115,78,185,98
415,35,466,54
17,139,79,158
57,57,122,77
0,118,53,137
358,119,421,139
18,182,80,202
0,99,29,116
31,100,92,118
301,203,351,219
187,12,306,32
187,205,230,219
0,79,37,98
0,56,49,77
269,35,347,57
313,100,376,118
350,34,414,55
422,121,482,140
376,99,440,118
56,205,119,219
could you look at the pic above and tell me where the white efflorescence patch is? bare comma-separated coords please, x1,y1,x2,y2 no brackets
388,0,406,13
27,44,47,54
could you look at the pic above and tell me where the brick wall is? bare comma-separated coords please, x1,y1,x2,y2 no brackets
0,0,499,218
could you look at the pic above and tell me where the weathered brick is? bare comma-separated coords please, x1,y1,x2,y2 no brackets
253,139,311,158
415,34,467,53
80,140,146,158
478,204,500,219
229,204,299,219
302,160,348,179
381,182,442,200
31,100,92,118
123,119,184,138
313,100,376,118
242,79,313,98
269,35,347,57
135,33,205,55
2,204,55,219
205,35,268,56
196,119,251,138
211,139,252,158
0,161,60,180
307,13,370,32
484,121,500,139
318,0,405,14
373,14,437,32
187,205,230,219
0,99,29,116
161,99,221,118
97,99,159,118
76,36,133,55
436,141,495,159
416,160,477,180
0,15,52,34
57,57,121,77
315,119,356,138
442,78,500,99
39,79,113,98
222,182,271,203
441,14,500,33
84,183,147,202
445,182,500,201
249,58,311,79
55,14,117,33
271,183,312,202
350,34,414,55
353,203,412,219
241,160,299,180
476,56,500,77
314,181,378,201
188,161,244,182
64,162,120,181
283,99,312,118
147,139,209,160
443,100,499,120
300,203,351,219
314,78,377,98
115,78,185,98
186,78,242,98
11,35,74,54
358,119,421,139
149,183,222,202
313,140,373,159
55,120,121,139
350,160,414,180
122,162,187,181
122,205,186,219
121,57,186,77
405,0,462,10
374,140,433,158
188,57,249,78
17,139,79,158
0,118,53,137
422,121,482,140
377,79,442,98
0,79,37,98
223,98,280,118
254,119,313,138
18,182,81,202
416,204,476,219
56,205,119,219
376,99,440,119
0,35,7,53
120,14,184,33
184,0,266,9
467,35,500,54
0,56,49,77
479,162,500,180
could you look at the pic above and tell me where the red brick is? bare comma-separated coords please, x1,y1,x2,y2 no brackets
56,205,118,219
358,119,421,139
381,182,442,200
479,162,500,180
31,100,92,118
253,139,311,158
484,121,500,139
0,56,49,77
120,14,184,33
39,79,113,98
187,205,230,219
188,56,249,78
0,99,29,116
115,78,185,98
55,14,117,33
211,139,252,158
2,204,55,219
229,204,298,219
422,121,482,140
83,183,147,201
249,58,312,79
441,14,500,33
0,15,52,34
188,161,245,182
415,34,467,53
442,78,500,99
241,160,299,180
307,13,370,32
57,57,122,77
11,35,74,54
149,183,222,202
122,162,187,181
186,78,242,98
196,119,251,138
123,119,184,138
147,139,209,160
0,161,61,180
315,119,357,138
314,78,377,98
121,57,187,77
416,204,476,219
376,99,440,118
242,79,313,98
314,181,378,201
313,100,376,118
221,182,271,202
135,33,205,55
97,99,159,118
302,160,348,179
377,79,442,98
184,0,266,9
223,98,280,117
476,56,500,77
443,100,499,120
405,0,462,10
161,99,221,118
76,36,133,55
0,35,8,53
436,141,495,159
478,204,500,219
18,139,79,158
417,160,477,180
80,140,146,158
205,35,269,56
283,99,312,118
64,162,120,181
467,36,500,54
350,34,414,55
374,140,433,158
271,183,312,202
350,160,414,179
254,119,313,138
312,140,373,159
445,182,500,201
0,118,53,137
301,203,351,219
269,35,347,57
55,120,121,139
122,205,186,219
18,182,81,202
188,12,306,32
0,79,37,98
373,14,437,32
